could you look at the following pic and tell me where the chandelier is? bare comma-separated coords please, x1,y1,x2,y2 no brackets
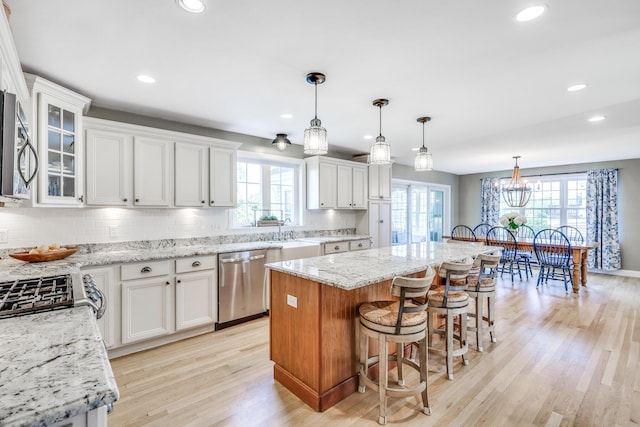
414,117,433,171
369,99,391,165
502,156,532,207
303,72,328,155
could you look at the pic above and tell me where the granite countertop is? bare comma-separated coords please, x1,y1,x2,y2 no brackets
0,240,324,281
295,235,371,244
0,306,119,427
266,241,498,290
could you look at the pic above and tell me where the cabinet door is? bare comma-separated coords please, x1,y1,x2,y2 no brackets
133,137,171,206
85,129,131,206
81,266,118,348
379,201,392,248
176,271,216,330
209,147,236,207
369,201,381,248
351,166,368,208
175,142,208,207
336,165,353,208
318,161,337,208
378,164,392,199
121,277,174,344
37,92,84,205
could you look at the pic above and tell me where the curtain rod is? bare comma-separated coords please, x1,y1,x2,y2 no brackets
489,168,618,180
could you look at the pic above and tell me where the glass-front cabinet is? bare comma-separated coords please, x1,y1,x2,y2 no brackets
26,74,90,205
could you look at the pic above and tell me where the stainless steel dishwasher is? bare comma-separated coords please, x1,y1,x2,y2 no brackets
216,249,267,329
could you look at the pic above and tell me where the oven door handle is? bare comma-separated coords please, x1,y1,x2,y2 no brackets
93,285,107,319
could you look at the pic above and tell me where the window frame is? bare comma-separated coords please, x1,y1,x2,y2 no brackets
232,151,305,228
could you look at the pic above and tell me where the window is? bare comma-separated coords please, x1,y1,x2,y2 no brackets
234,153,302,227
392,181,450,245
499,173,586,235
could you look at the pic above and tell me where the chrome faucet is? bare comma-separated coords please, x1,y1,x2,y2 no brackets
277,218,292,241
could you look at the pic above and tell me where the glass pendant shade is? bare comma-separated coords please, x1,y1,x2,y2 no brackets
272,133,292,151
414,116,433,171
303,118,328,155
370,135,391,164
502,156,532,207
304,73,328,155
369,99,391,165
414,147,433,171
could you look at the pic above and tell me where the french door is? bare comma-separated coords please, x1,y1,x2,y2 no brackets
392,182,449,245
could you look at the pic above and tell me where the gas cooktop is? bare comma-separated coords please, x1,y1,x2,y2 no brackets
0,274,74,319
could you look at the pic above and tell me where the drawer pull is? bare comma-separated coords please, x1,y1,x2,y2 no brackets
334,246,340,250
166,281,170,285
192,261,201,267
358,243,363,247
141,266,152,273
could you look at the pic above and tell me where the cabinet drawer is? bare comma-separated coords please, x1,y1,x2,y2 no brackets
176,255,216,274
121,260,170,281
324,241,349,254
350,239,371,251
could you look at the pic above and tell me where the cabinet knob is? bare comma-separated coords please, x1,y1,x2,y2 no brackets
321,202,324,206
210,200,214,204
165,281,170,285
135,198,140,203
177,279,182,284
379,220,384,223
202,200,206,204
78,195,84,202
123,198,128,202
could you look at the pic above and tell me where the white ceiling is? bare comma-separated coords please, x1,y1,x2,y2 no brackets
7,0,640,174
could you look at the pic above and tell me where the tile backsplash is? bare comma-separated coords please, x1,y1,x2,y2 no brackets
0,207,358,249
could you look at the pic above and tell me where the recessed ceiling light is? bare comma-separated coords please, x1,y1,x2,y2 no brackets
567,83,587,92
137,75,156,84
177,0,206,14
411,148,419,151
364,135,373,140
515,5,546,22
588,116,606,122
280,113,293,119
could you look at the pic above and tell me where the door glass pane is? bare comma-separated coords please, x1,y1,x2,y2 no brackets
63,176,75,197
48,175,61,196
392,186,408,245
429,189,444,241
48,105,61,128
63,155,75,175
63,134,75,153
48,130,61,150
62,110,75,132
411,187,428,243
48,151,61,172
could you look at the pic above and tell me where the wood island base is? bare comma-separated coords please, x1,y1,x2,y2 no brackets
269,269,425,411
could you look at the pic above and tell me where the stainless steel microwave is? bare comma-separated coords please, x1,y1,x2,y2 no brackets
0,91,38,199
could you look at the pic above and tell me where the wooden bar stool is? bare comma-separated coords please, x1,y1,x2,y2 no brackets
427,257,473,380
358,267,436,425
465,250,502,352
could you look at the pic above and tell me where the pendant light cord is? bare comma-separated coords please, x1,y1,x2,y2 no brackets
422,122,426,148
379,105,382,137
314,82,318,120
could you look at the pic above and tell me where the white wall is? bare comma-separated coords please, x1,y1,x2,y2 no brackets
0,207,357,249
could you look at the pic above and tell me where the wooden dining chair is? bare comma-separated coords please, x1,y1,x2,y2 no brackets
533,229,574,293
451,225,477,242
486,226,525,285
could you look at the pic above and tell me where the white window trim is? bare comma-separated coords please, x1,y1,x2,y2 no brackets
230,151,305,229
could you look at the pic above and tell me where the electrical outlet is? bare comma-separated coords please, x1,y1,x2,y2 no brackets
108,225,118,239
0,229,8,244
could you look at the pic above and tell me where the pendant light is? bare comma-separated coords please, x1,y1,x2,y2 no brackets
369,99,391,164
502,156,532,207
272,133,291,151
303,72,328,155
414,117,433,171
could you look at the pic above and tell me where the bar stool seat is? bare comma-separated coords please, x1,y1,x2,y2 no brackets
358,267,435,425
427,257,474,380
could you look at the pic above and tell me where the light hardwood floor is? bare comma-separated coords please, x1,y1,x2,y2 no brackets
109,273,640,426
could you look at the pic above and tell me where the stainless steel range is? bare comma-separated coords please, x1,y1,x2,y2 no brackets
0,272,105,319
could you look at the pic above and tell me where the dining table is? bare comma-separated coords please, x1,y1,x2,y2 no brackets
444,235,598,293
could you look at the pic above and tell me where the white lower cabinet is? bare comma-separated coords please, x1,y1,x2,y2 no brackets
121,276,174,344
369,200,392,248
176,271,216,330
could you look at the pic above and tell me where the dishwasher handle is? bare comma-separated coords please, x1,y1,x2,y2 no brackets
249,254,265,261
220,257,246,264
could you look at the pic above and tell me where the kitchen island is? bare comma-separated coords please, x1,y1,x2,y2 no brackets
266,241,497,411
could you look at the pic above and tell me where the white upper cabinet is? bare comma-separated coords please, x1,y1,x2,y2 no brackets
369,163,392,200
307,156,367,210
209,147,236,207
351,165,368,208
175,142,208,207
83,118,240,209
134,137,172,207
337,164,368,209
85,129,131,206
25,74,91,206
336,165,352,208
